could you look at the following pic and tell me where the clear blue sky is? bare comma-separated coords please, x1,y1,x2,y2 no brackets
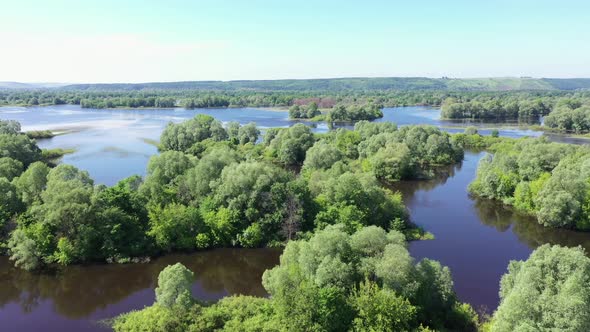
1,0,589,82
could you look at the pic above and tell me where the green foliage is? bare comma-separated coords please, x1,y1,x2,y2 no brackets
148,203,203,252
311,171,407,230
469,137,590,229
289,102,321,119
13,162,50,206
351,279,417,332
0,133,42,167
141,151,195,204
210,161,298,246
0,157,23,181
544,104,590,133
159,115,227,152
155,263,194,309
327,103,383,122
491,245,590,332
113,304,200,332
0,120,21,135
464,126,479,135
266,124,315,165
303,140,343,170
0,177,22,224
7,228,40,271
261,226,474,331
441,96,552,119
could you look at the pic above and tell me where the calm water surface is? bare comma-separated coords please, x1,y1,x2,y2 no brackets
0,249,280,332
1,105,590,330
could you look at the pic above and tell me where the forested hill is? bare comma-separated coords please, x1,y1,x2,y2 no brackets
58,77,590,92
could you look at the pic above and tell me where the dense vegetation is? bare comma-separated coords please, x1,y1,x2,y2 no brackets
326,103,384,122
1,116,466,271
113,226,480,332
441,96,552,119
484,245,590,332
469,137,590,230
288,102,320,119
113,233,590,332
441,93,590,131
543,98,590,133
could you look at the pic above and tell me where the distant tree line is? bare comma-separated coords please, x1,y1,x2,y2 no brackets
6,89,589,112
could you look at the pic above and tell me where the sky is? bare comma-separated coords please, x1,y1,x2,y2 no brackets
1,0,589,83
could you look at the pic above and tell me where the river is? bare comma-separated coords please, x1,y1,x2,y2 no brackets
1,105,589,331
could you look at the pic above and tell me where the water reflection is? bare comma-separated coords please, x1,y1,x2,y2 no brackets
475,199,590,250
0,249,279,331
402,151,590,313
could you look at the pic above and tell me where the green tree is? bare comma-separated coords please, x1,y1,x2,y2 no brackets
141,151,195,204
0,133,42,167
8,228,40,271
303,140,344,170
159,114,227,152
491,245,590,332
0,157,23,181
155,263,194,309
351,279,417,332
266,124,314,165
148,203,204,252
13,161,49,206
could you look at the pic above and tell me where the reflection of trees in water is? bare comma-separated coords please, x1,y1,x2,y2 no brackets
474,198,590,252
390,161,460,203
0,248,280,319
474,199,513,232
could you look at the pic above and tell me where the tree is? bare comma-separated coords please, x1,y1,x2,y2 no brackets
93,175,151,259
491,245,590,332
0,177,22,229
159,114,227,152
35,165,95,264
141,151,195,204
266,124,314,165
180,146,240,204
0,157,23,181
0,120,21,135
464,126,479,135
13,161,50,206
155,263,194,309
211,161,296,246
303,141,343,170
351,279,417,332
148,203,204,252
368,143,414,181
237,122,259,145
8,229,40,271
0,133,42,167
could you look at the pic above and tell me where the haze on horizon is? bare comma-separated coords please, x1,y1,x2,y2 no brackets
1,0,589,83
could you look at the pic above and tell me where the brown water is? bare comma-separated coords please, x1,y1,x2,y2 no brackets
0,249,280,332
